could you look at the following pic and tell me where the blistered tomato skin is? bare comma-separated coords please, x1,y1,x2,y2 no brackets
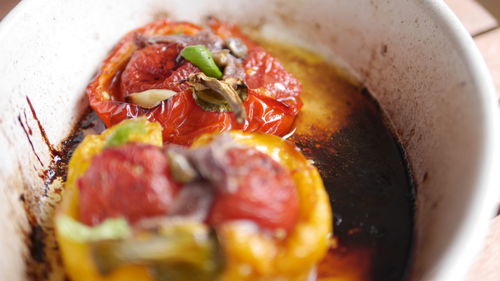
208,147,299,233
86,19,302,145
120,43,189,98
244,47,302,115
78,143,180,226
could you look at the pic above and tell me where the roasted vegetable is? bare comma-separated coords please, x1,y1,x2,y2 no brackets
90,221,222,281
56,118,163,281
56,119,331,281
193,131,332,281
86,18,302,145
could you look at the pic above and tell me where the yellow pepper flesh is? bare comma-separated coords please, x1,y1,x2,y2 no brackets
56,121,332,281
57,118,162,281
193,131,332,281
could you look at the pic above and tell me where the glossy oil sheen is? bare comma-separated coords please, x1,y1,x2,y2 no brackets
257,40,415,281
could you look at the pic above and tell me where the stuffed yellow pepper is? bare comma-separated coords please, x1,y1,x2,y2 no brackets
55,118,332,281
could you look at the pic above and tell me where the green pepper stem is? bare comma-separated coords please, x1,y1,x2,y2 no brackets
188,73,247,123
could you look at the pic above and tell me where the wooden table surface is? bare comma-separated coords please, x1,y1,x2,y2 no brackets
1,1,499,280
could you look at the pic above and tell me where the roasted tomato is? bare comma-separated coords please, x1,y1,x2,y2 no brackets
78,143,180,226
204,146,299,232
55,119,331,281
86,18,302,145
193,131,332,281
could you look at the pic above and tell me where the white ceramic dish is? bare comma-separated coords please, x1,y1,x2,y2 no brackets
0,0,498,281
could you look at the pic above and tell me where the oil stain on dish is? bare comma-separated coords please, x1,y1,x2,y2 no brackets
258,39,415,281
19,37,414,281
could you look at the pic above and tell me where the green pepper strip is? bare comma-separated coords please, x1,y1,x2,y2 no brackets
90,222,223,281
104,121,147,148
56,215,131,243
181,45,223,79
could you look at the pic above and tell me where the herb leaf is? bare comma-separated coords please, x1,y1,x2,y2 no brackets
104,120,147,148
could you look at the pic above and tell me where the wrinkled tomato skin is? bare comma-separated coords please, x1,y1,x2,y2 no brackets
208,147,299,233
77,143,180,226
120,43,187,98
244,47,302,115
86,19,302,145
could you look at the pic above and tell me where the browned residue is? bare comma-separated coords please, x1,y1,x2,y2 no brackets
17,103,102,281
25,96,59,158
23,111,33,135
153,11,170,20
257,40,414,281
17,114,44,167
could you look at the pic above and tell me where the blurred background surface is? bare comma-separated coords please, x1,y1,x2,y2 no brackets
0,0,18,19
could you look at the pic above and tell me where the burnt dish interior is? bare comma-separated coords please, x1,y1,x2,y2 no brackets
19,30,415,281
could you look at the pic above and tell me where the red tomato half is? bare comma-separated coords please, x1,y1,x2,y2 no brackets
78,143,180,226
208,147,299,233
